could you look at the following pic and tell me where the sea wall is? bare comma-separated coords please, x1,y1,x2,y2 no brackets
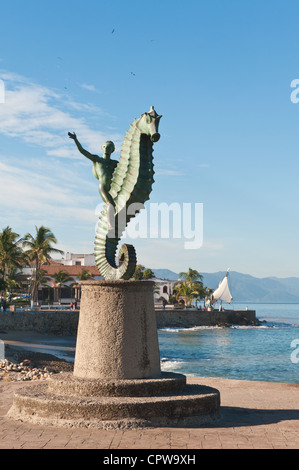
155,309,256,328
0,309,256,336
0,311,79,336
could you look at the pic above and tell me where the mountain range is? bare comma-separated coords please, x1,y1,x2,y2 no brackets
152,269,299,303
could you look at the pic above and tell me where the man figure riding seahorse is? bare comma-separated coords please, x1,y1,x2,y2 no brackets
68,133,117,209
68,133,118,229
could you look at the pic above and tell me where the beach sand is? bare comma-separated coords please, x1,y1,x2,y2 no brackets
0,345,298,449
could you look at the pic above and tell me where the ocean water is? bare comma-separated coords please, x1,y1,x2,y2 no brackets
158,303,299,384
6,303,298,384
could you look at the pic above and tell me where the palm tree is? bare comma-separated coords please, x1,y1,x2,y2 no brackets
76,269,93,281
179,268,203,286
36,268,52,288
173,280,199,307
132,264,146,280
73,268,94,302
0,226,24,294
21,226,64,305
132,264,155,280
5,266,22,296
0,275,6,294
175,268,205,307
35,268,52,304
52,270,75,303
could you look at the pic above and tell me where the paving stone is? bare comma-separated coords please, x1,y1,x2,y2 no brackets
0,377,298,449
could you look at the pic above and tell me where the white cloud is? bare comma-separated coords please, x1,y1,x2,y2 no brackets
155,168,183,176
80,83,97,92
0,70,122,159
0,159,99,242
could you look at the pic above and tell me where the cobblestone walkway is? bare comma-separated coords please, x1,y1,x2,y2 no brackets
1,377,298,449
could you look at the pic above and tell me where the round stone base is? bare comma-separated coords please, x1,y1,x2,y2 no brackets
47,372,186,397
7,374,220,429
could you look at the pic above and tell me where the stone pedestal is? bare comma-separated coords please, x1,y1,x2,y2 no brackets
7,280,221,429
74,280,161,380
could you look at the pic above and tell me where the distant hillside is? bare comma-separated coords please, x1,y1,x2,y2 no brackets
153,269,299,302
153,269,180,280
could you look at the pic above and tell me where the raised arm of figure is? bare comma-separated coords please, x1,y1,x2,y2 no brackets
68,132,100,163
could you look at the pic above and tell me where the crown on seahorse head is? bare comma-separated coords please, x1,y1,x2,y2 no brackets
147,106,162,119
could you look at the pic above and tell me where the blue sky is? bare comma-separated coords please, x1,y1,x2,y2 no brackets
0,0,299,278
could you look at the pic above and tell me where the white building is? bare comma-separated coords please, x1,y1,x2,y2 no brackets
58,252,96,266
153,277,177,306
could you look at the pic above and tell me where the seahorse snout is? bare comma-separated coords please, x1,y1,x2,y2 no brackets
151,132,160,142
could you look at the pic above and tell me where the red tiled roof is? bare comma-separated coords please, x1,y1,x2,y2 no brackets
43,259,65,266
21,258,65,268
41,264,101,278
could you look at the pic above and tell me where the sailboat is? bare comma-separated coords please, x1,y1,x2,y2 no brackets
206,269,233,311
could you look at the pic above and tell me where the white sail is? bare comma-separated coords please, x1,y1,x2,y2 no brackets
211,271,233,304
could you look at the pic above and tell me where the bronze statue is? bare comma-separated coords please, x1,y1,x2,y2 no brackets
69,106,161,280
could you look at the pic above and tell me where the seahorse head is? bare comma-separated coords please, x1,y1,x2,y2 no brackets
136,106,162,142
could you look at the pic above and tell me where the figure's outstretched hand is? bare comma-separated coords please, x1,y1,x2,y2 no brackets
68,131,77,140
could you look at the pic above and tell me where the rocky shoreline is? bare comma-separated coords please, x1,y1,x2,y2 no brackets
0,345,73,382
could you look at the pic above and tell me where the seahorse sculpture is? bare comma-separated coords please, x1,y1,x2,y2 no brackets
68,106,162,280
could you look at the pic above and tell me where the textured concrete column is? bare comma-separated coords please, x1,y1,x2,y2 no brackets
73,280,161,380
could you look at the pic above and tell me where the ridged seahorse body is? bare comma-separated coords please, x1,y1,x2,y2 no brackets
94,107,162,280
